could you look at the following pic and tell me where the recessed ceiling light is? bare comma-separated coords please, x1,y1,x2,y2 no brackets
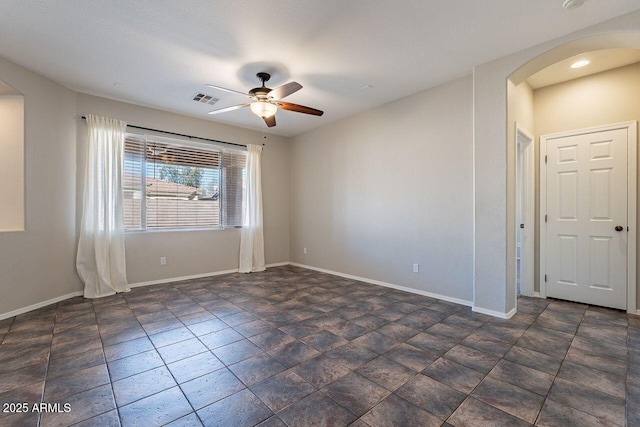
571,60,590,69
563,0,585,10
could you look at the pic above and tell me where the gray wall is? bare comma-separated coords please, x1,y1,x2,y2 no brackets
0,56,79,316
290,76,474,303
76,94,291,285
0,56,291,318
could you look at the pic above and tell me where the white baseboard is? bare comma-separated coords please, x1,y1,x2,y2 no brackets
472,305,517,319
0,262,291,320
128,262,290,288
128,269,240,288
0,291,84,321
289,262,473,308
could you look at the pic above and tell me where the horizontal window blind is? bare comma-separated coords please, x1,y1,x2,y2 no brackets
123,134,246,231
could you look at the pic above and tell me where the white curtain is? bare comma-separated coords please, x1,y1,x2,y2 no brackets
239,144,266,273
76,115,129,298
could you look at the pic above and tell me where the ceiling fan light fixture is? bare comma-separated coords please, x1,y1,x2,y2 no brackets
250,101,277,118
571,59,590,68
562,0,585,10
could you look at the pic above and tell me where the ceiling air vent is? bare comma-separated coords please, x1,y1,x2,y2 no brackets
192,92,220,106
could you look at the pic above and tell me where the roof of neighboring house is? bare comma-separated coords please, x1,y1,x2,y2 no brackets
124,174,201,198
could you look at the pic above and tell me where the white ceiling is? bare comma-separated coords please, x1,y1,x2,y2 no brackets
1,1,639,137
527,48,640,89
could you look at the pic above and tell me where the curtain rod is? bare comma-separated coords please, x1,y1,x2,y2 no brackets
80,116,263,148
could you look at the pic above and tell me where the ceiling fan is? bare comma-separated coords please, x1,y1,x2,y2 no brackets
206,72,323,128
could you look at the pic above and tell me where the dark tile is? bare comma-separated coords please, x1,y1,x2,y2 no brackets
383,343,438,372
534,313,580,334
444,345,499,374
536,399,618,427
356,356,416,391
186,318,228,336
40,384,116,427
112,365,177,406
293,355,351,388
571,335,627,361
164,412,203,427
301,330,348,352
352,331,400,354
229,353,286,386
268,341,320,368
503,345,562,376
47,347,105,379
406,332,457,355
548,377,625,426
556,361,625,399
448,396,531,427
148,326,195,348
167,351,224,384
461,332,513,357
73,410,121,427
396,374,466,419
324,321,370,340
472,376,544,423
44,363,110,401
100,326,147,347
351,314,389,330
373,307,407,322
220,312,258,327
422,357,485,394
426,323,472,341
256,415,286,427
234,319,274,338
118,386,192,427
250,369,315,413
322,372,389,416
141,317,183,335
197,389,273,427
577,325,627,347
324,343,377,370
180,367,245,409
157,337,208,364
516,326,573,359
279,323,322,339
103,337,154,362
278,391,356,427
107,349,164,381
487,359,554,396
213,339,262,365
249,329,296,351
360,393,442,427
377,322,420,341
199,328,244,350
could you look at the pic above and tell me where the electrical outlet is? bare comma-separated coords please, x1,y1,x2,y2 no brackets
413,263,419,273
303,247,307,254
160,257,167,265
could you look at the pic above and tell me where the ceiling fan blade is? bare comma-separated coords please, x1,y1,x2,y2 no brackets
269,82,302,100
205,84,250,98
263,115,276,127
208,103,249,115
278,102,324,116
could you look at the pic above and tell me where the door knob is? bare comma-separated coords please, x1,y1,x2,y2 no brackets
615,225,624,232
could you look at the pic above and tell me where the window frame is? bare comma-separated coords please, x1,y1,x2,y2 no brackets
123,132,246,233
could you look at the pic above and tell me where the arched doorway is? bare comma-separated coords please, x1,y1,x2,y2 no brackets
507,36,640,314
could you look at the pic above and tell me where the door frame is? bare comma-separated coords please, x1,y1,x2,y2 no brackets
515,123,535,298
539,121,637,313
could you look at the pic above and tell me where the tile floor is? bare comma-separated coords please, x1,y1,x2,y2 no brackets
0,265,637,426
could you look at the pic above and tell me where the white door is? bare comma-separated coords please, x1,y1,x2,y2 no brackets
545,127,628,309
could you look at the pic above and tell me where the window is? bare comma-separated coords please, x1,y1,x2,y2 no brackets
123,133,246,231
